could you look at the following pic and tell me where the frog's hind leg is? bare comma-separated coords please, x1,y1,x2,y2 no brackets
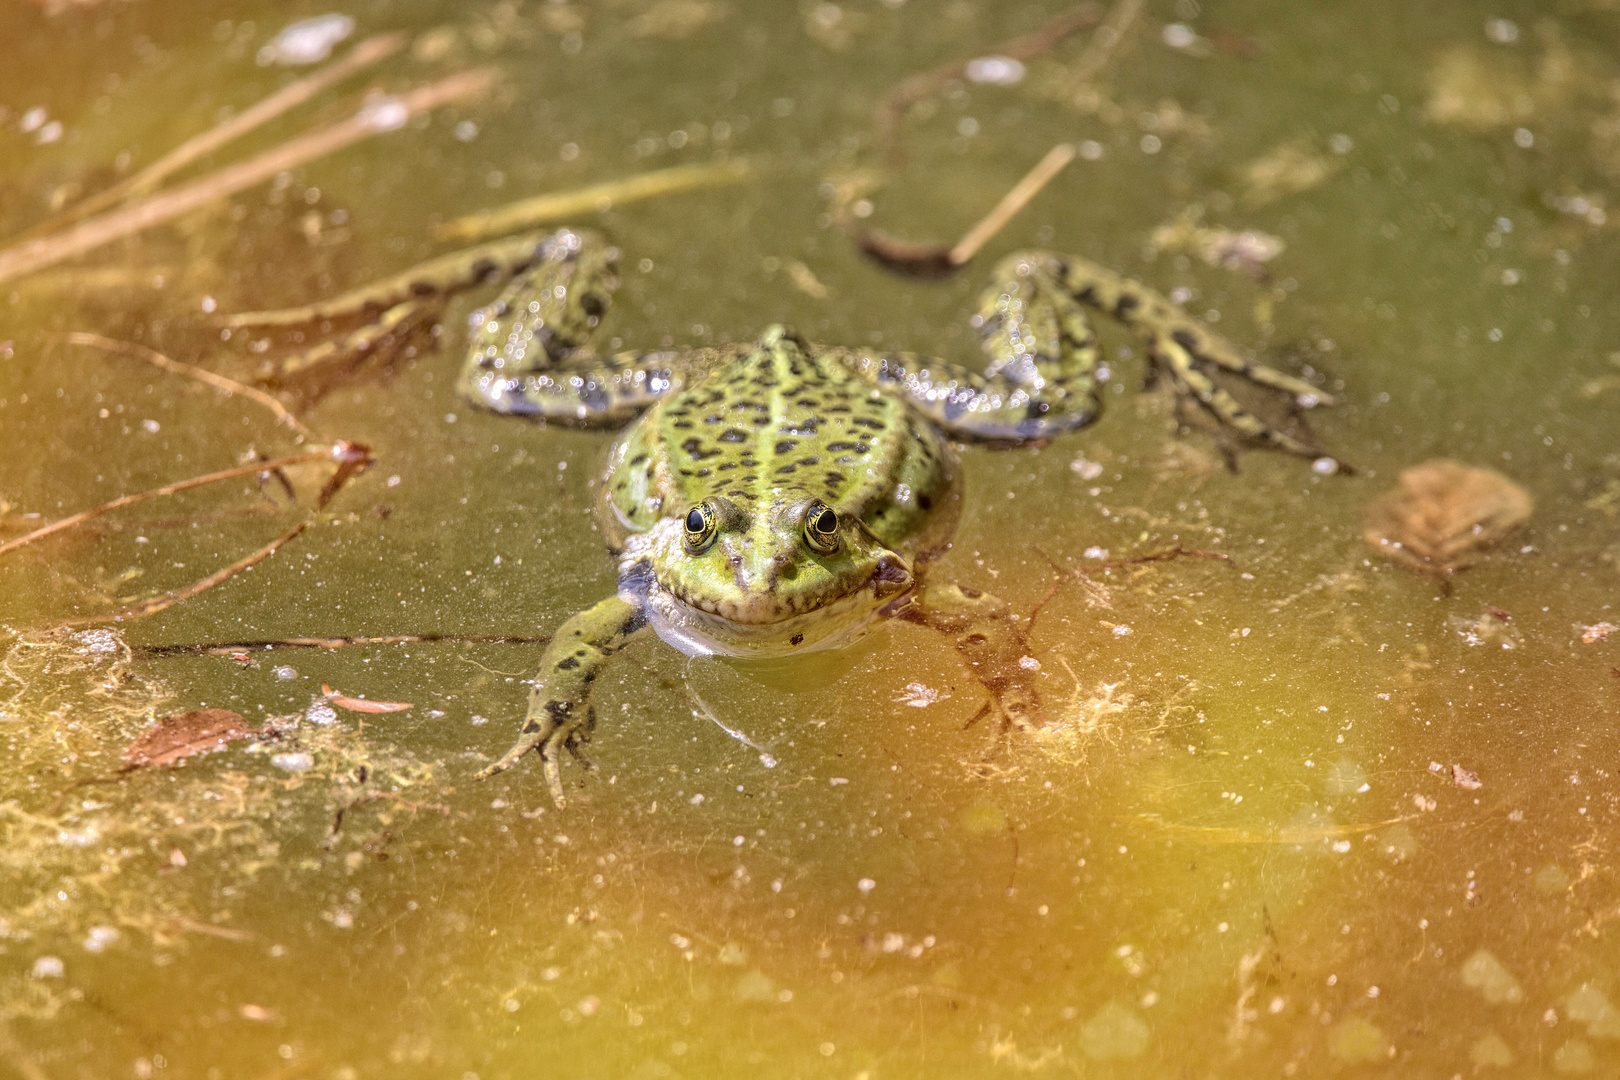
842,255,1105,441
222,228,584,330
460,231,620,374
1034,252,1334,458
455,232,709,424
263,298,436,392
225,228,609,395
475,595,649,808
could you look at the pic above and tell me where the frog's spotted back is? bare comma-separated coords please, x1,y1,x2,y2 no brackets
597,327,957,552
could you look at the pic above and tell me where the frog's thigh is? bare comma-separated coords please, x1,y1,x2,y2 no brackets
476,595,648,805
899,583,1039,731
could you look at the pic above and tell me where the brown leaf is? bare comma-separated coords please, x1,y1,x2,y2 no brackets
1363,460,1533,577
322,683,412,713
1452,763,1483,790
122,708,256,769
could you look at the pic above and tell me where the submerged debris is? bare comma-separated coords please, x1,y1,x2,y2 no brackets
258,15,356,66
322,683,413,713
1149,211,1284,279
1448,610,1524,649
1241,140,1344,205
1579,622,1615,644
1363,460,1533,578
121,708,258,770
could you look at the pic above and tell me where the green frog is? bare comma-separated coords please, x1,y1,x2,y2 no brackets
439,228,1332,805
225,226,1333,805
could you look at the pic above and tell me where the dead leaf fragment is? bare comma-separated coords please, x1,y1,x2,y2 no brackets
1580,622,1616,644
1452,764,1483,790
1425,45,1537,128
122,709,257,769
322,683,413,713
1150,210,1284,279
1242,140,1342,206
627,0,724,40
1363,460,1533,577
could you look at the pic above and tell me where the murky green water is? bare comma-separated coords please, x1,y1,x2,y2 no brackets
2,1,1619,1076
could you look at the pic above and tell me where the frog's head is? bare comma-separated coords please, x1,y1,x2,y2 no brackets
630,494,913,657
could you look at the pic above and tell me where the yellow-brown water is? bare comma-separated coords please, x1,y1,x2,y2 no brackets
2,1,1618,1076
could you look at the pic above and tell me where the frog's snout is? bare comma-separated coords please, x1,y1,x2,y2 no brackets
869,554,912,598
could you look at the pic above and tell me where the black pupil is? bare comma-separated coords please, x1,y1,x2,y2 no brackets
686,508,706,533
814,509,836,534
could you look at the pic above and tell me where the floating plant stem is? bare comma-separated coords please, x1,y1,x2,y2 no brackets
0,69,496,286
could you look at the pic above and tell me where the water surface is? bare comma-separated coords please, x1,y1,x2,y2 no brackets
2,1,1618,1076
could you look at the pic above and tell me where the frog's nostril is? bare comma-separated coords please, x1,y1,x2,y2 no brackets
870,555,912,597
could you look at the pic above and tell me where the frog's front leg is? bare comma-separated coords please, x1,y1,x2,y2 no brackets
475,594,649,807
893,582,1040,732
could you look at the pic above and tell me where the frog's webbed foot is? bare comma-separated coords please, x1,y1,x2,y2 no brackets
474,595,647,808
897,582,1041,734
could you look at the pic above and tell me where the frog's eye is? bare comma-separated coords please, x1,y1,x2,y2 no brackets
803,501,841,554
683,502,718,554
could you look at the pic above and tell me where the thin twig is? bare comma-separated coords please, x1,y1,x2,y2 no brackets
1026,547,1231,633
54,444,374,628
0,69,496,287
15,33,408,242
52,331,315,439
135,634,551,658
154,915,255,943
857,143,1077,277
948,143,1076,264
874,4,1102,164
1066,0,1146,96
0,449,332,558
435,159,757,243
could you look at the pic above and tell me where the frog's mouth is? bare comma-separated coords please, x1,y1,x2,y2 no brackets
622,557,913,659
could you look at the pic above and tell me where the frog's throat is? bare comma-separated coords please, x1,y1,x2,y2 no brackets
617,554,912,659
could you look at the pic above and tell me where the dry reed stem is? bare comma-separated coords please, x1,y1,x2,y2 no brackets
55,443,373,629
0,449,332,558
54,332,315,440
16,33,408,241
1067,0,1146,90
0,69,496,286
435,159,756,242
950,143,1077,263
136,634,551,657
